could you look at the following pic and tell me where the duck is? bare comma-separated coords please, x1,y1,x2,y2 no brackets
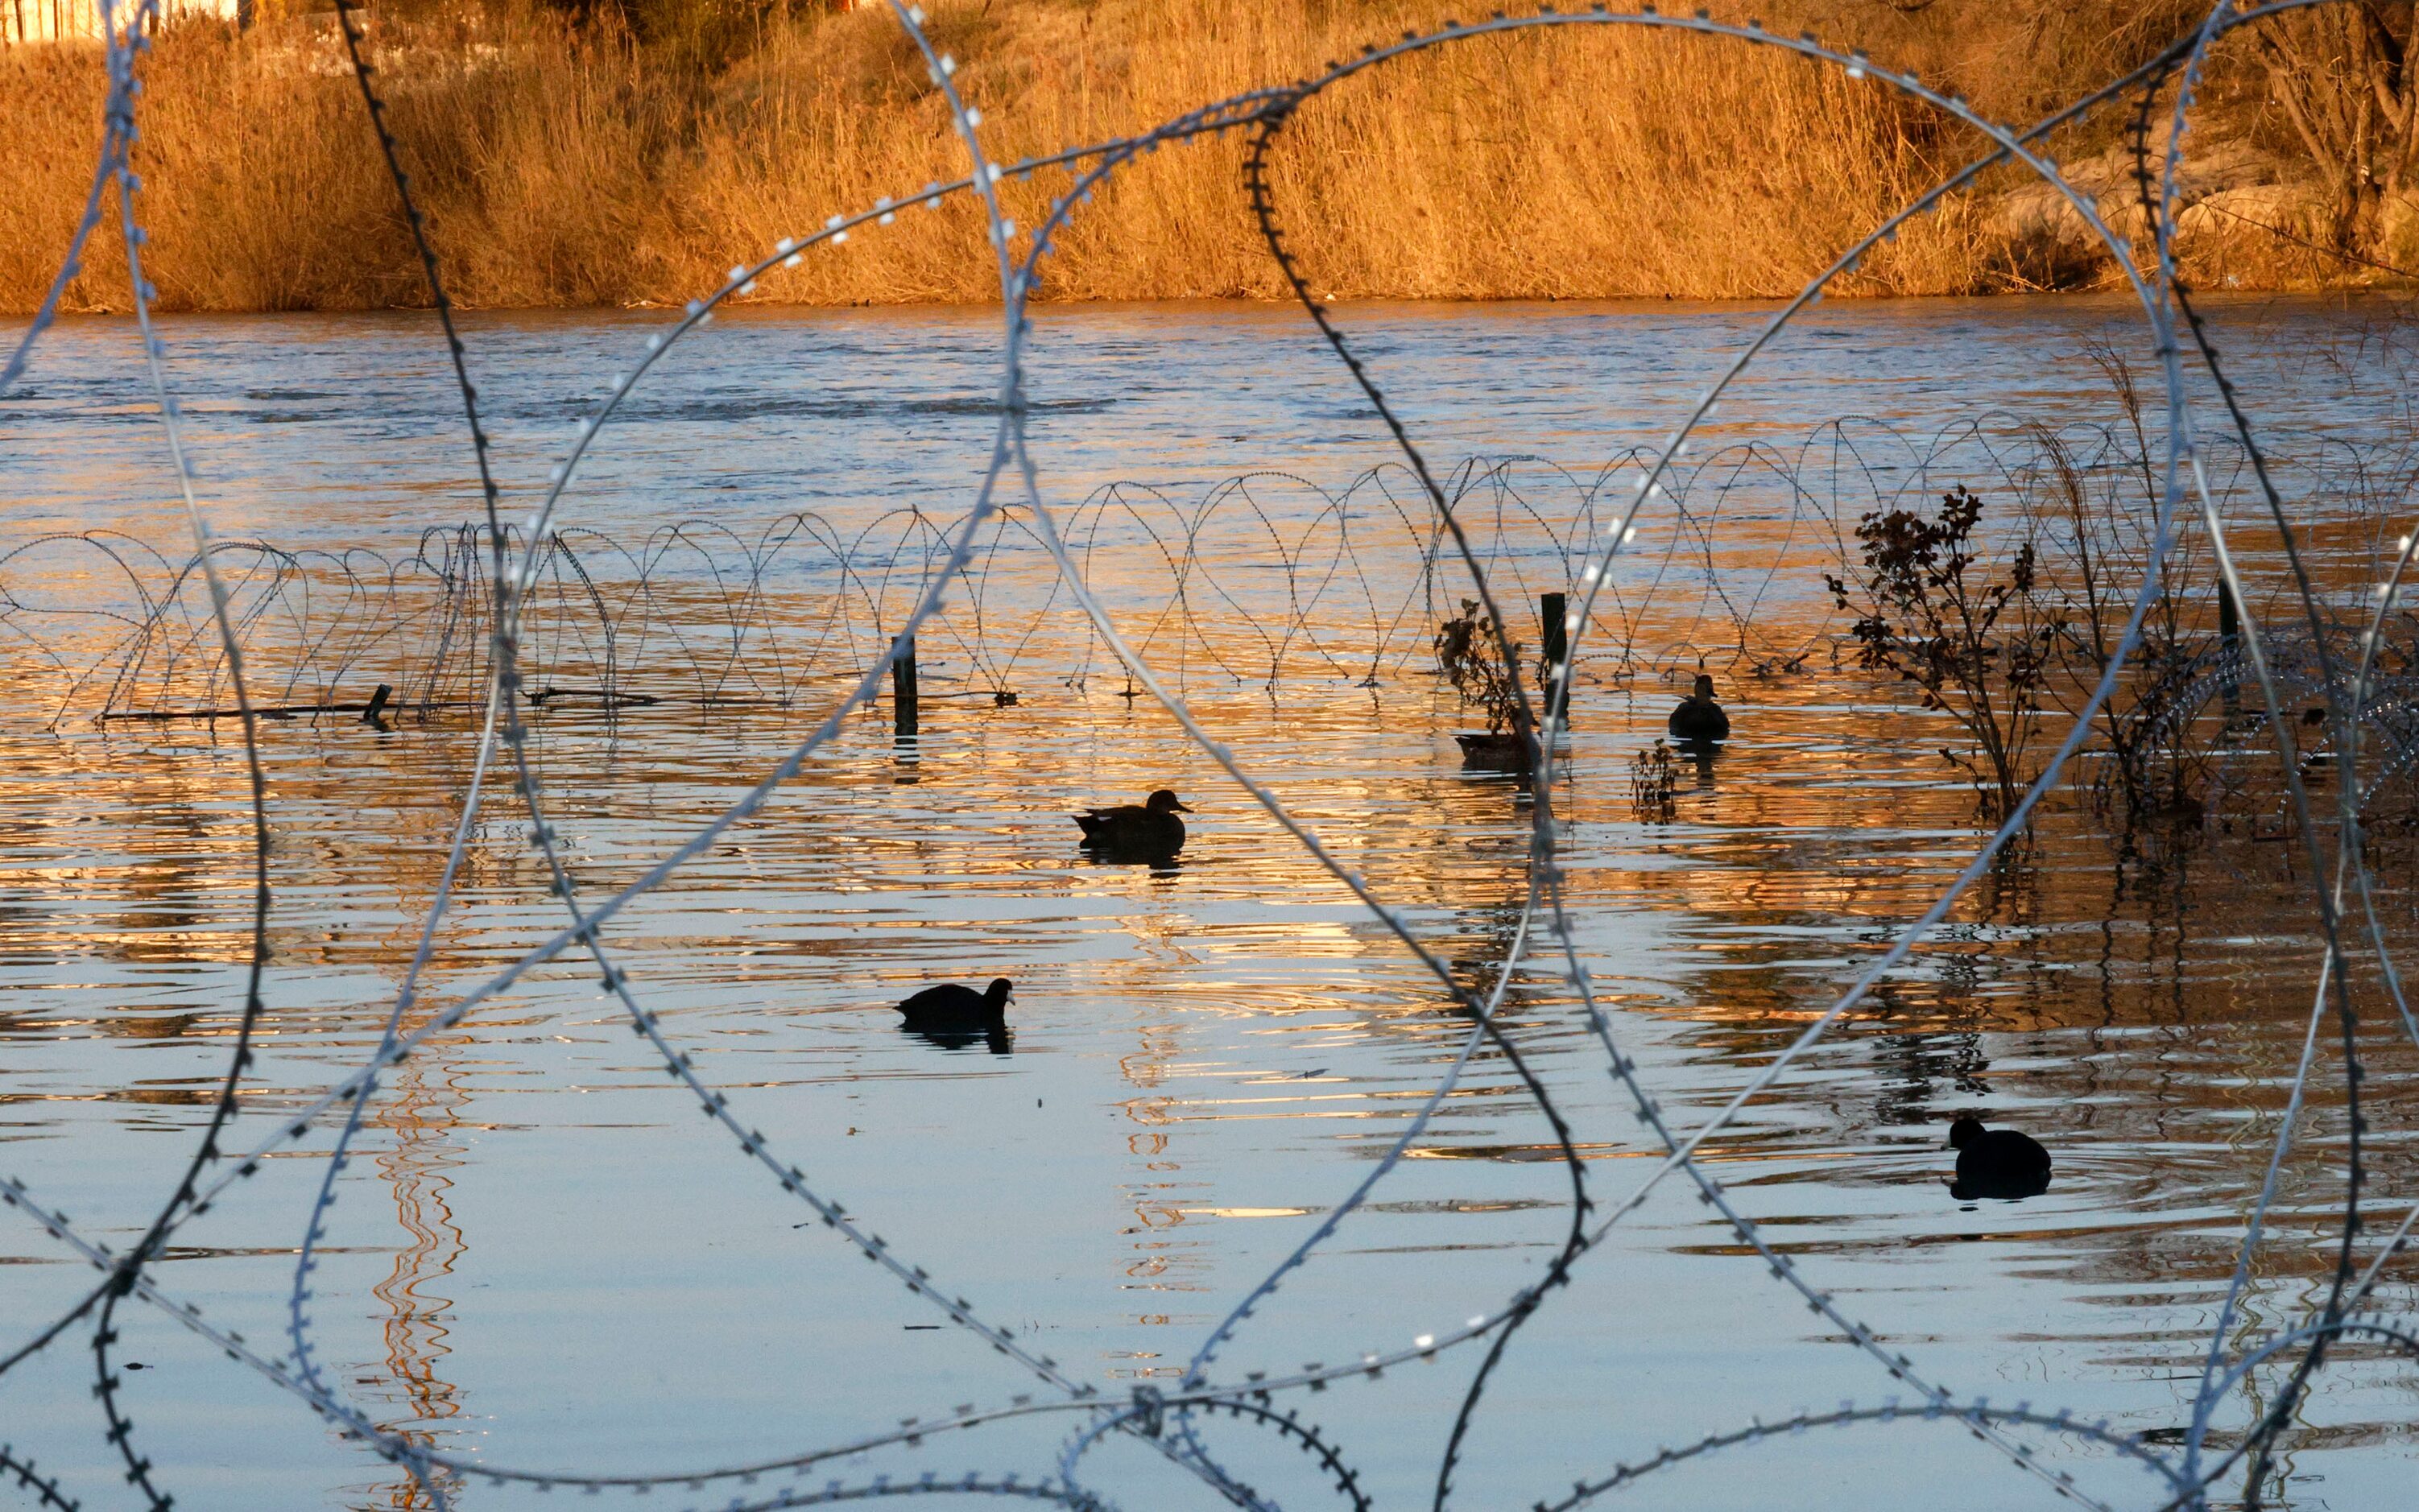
896,977,1013,1034
1947,1114,2052,1200
1668,673,1731,742
1073,789,1192,857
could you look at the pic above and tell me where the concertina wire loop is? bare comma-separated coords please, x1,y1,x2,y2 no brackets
2,3,2415,1510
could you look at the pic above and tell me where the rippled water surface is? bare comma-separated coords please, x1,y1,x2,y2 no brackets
4,297,2419,1511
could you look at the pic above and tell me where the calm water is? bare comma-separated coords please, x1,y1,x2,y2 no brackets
3,296,2417,1511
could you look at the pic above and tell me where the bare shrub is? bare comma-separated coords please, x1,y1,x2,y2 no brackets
1826,486,2061,820
1435,597,1525,735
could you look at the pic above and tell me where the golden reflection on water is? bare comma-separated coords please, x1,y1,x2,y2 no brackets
8,317,2419,1501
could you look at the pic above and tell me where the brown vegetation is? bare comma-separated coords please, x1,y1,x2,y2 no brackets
0,0,2410,312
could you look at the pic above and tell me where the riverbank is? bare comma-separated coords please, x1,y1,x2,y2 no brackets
2,0,2407,313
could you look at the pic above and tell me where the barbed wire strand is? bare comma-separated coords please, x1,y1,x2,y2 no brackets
2,5,2413,1510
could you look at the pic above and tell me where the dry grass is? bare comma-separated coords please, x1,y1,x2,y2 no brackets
0,0,2376,312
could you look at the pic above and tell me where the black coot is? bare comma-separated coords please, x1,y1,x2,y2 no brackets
1948,1115,2051,1200
897,977,1013,1034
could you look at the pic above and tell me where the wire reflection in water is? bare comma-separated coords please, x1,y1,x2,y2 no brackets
366,1038,472,1512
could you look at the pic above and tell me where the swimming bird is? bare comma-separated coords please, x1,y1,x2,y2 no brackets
896,977,1013,1034
1947,1114,2052,1200
1073,789,1192,857
1668,673,1731,742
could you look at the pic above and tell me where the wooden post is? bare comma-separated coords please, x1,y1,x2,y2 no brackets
2217,576,2242,717
891,635,920,739
1540,593,1571,727
361,684,393,727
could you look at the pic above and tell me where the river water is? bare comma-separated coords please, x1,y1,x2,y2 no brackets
2,295,2417,1511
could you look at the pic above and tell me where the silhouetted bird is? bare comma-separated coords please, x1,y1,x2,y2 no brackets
1073,789,1192,857
1668,673,1731,742
896,977,1013,1034
1948,1114,2052,1200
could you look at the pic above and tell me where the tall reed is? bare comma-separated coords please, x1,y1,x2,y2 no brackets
0,0,2366,311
